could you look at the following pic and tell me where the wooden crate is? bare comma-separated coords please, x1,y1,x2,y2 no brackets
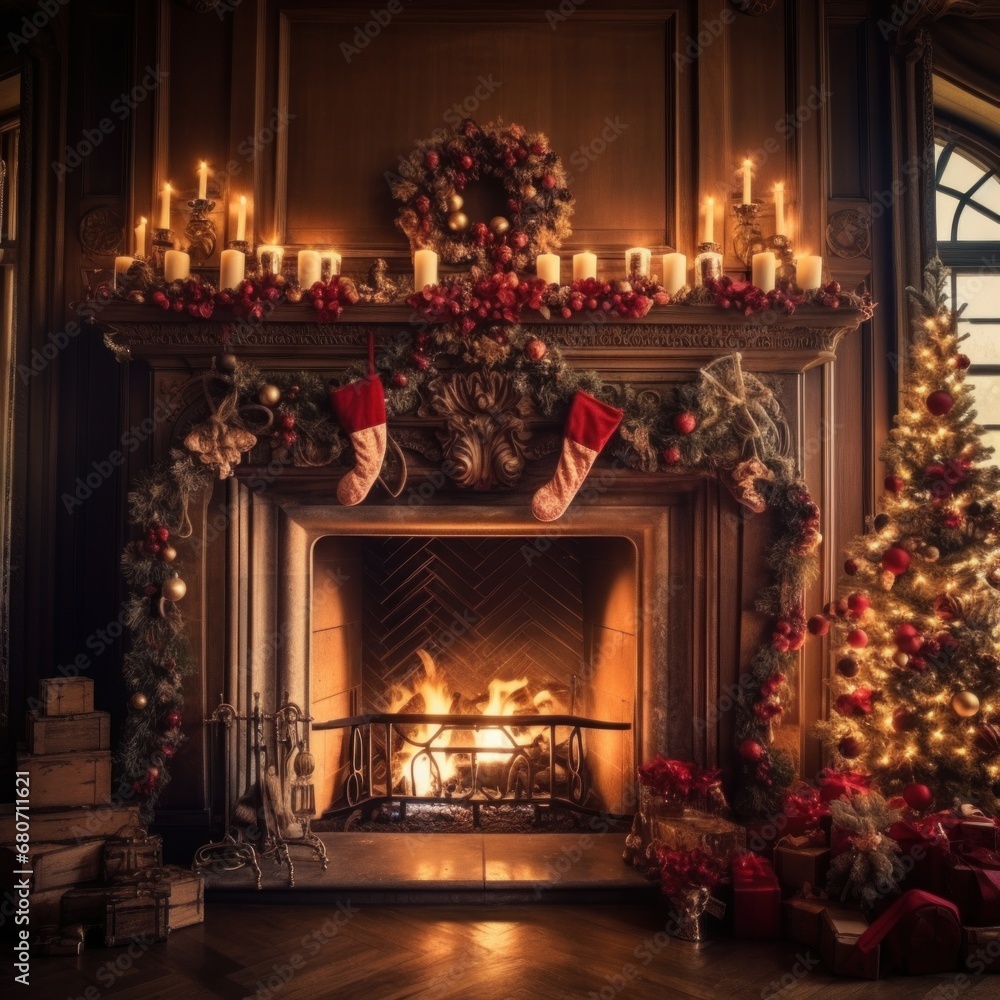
27,888,68,927
27,710,110,754
131,866,204,929
0,804,139,845
62,883,170,947
15,749,111,808
102,826,163,880
17,838,107,892
39,677,94,716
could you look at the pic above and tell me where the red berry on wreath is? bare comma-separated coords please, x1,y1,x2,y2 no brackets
807,615,829,636
155,525,171,542
542,173,557,190
161,744,176,758
391,372,409,389
926,390,954,416
738,739,765,762
885,475,904,494
424,151,439,169
411,352,430,371
838,736,862,759
459,154,474,171
281,413,296,430
902,782,933,811
844,559,859,576
881,545,911,576
524,338,547,361
662,446,682,467
166,710,182,728
673,412,697,435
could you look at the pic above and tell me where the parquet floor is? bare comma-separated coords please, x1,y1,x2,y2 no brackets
11,902,997,1000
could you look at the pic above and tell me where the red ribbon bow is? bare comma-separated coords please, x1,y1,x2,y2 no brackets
732,851,772,880
817,768,871,803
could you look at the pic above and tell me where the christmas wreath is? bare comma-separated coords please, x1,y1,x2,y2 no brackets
389,118,573,274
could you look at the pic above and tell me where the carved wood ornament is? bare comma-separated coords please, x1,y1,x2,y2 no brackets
419,368,535,491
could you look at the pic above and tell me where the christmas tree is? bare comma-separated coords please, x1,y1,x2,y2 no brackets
814,259,1000,815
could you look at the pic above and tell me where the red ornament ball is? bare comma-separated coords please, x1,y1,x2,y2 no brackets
894,623,923,654
662,446,682,467
926,391,954,416
882,546,911,576
411,353,431,371
738,739,765,762
847,593,870,618
902,782,933,812
161,744,176,759
165,710,182,728
885,476,905,495
524,338,547,361
391,372,409,389
844,559,859,576
847,628,868,649
892,707,918,733
673,412,697,436
807,615,830,636
155,525,171,543
837,656,860,678
955,354,971,370
838,736,862,759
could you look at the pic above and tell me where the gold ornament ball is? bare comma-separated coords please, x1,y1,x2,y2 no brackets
130,693,149,710
522,184,537,199
258,383,282,407
285,287,303,304
160,545,178,564
892,650,909,668
923,545,940,563
489,216,510,235
162,574,187,602
446,193,464,212
953,690,981,717
447,211,469,232
987,566,1000,589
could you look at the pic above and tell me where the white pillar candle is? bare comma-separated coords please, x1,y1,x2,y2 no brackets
197,161,208,200
573,251,597,282
320,250,342,281
703,197,715,244
297,250,322,288
742,159,753,205
414,248,438,289
536,253,560,285
158,183,171,230
661,253,688,295
236,196,247,242
797,255,824,291
258,244,284,276
134,216,146,257
625,247,651,277
219,248,246,290
774,183,785,235
752,251,777,292
164,250,191,283
114,256,134,289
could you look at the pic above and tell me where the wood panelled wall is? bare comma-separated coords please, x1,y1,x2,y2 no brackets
3,0,917,829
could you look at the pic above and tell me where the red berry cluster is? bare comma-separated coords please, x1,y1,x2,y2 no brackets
770,614,806,653
406,274,547,334
140,523,175,562
923,457,971,500
544,277,655,321
150,278,216,319
216,273,286,321
268,384,300,449
810,279,843,308
754,671,785,721
306,276,361,323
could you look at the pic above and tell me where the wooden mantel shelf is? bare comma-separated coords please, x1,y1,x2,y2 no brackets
95,303,866,374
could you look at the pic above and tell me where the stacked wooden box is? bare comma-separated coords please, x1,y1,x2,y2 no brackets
3,676,204,950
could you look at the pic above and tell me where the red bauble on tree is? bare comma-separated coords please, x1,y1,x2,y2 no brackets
847,628,868,649
847,593,871,618
926,390,955,416
837,656,860,677
902,782,933,811
844,559,859,576
838,735,862,758
524,338,547,361
738,739,765,762
807,614,830,636
885,475,905,494
882,546,911,576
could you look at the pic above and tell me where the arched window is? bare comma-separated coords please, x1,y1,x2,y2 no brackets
935,138,1000,457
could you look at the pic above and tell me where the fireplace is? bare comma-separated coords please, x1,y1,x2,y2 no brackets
310,534,637,820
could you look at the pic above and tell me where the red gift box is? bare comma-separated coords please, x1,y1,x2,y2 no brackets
856,889,961,976
782,893,828,947
731,853,781,940
888,819,949,893
943,847,1000,926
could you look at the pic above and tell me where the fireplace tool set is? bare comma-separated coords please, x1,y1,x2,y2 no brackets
193,692,328,888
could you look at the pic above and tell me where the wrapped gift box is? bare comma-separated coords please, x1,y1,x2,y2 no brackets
963,927,1000,973
859,890,961,976
820,905,880,979
731,854,780,939
888,820,948,893
943,847,1000,926
959,820,999,852
102,824,163,880
774,840,831,896
782,894,828,947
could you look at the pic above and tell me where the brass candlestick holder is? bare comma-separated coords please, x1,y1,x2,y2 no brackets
185,198,218,264
733,203,768,273
149,228,174,272
767,233,796,283
694,242,724,286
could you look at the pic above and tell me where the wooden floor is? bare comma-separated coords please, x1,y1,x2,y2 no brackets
13,901,996,1000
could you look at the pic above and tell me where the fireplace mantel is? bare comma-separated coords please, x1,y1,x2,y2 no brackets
95,305,866,374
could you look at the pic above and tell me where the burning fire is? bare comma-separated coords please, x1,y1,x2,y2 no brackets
387,649,562,798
